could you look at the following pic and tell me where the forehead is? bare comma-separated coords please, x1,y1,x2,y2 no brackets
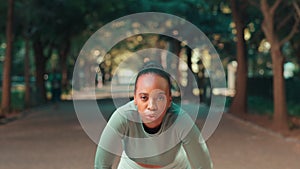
135,73,169,92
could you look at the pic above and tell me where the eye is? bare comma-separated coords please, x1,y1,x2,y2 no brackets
157,95,165,101
140,95,148,101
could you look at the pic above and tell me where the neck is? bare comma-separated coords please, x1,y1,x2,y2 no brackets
143,120,161,128
143,122,162,134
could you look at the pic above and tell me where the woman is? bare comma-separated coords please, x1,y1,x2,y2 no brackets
95,62,213,169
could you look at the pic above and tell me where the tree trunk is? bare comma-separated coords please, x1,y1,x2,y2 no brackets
24,37,31,108
260,0,289,130
271,44,288,130
59,40,70,93
184,46,194,98
292,41,300,75
228,0,248,116
168,39,181,94
1,0,14,116
33,40,47,104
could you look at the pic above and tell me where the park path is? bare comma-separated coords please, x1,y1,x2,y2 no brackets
0,101,299,169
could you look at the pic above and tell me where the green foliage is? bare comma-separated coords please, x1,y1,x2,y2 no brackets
0,89,25,111
0,0,7,40
248,96,273,116
288,102,300,117
247,96,300,117
1,0,299,113
225,96,232,108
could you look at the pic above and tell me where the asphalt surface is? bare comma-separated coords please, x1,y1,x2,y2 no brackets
0,100,299,169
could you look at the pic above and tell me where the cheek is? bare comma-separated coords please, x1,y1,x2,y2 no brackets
136,101,147,112
157,101,169,111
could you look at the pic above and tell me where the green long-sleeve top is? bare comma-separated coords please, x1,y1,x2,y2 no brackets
95,101,213,169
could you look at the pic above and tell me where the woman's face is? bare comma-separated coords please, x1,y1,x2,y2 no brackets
134,73,172,128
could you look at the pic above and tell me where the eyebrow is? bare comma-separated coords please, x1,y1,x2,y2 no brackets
137,91,166,95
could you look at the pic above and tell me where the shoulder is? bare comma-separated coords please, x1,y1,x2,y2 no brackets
116,100,137,113
167,102,198,134
108,100,137,124
162,102,185,128
167,102,185,117
106,101,137,136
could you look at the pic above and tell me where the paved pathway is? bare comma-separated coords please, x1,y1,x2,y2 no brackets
0,101,299,169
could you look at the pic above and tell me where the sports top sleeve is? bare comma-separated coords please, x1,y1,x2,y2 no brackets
94,108,128,169
180,114,213,169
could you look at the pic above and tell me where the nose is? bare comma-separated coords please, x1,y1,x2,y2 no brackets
147,98,158,111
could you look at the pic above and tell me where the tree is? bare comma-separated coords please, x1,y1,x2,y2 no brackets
228,0,248,116
1,0,14,116
16,0,34,107
22,0,86,103
249,0,300,130
24,0,56,103
291,2,300,76
24,36,31,107
52,0,86,92
32,39,51,103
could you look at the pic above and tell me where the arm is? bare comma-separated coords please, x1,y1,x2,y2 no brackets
182,124,213,169
176,111,212,169
94,146,119,169
94,110,127,169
